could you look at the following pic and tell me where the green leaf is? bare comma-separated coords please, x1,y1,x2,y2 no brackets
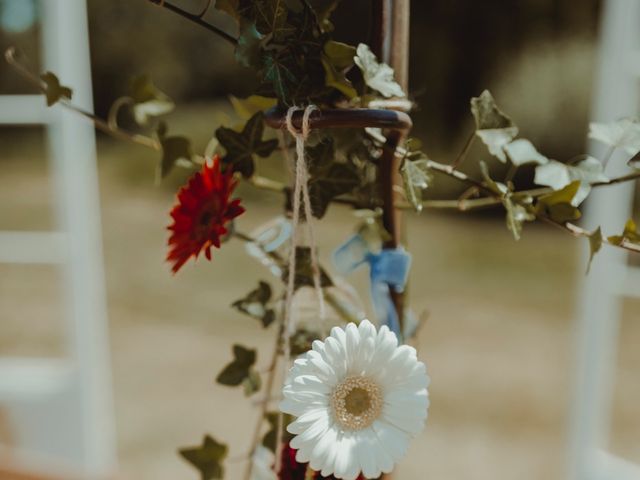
586,227,603,274
322,42,356,90
262,412,293,453
324,40,356,70
229,95,277,120
282,247,333,290
242,369,262,396
504,139,549,166
354,43,404,98
608,218,640,246
259,49,300,103
215,111,278,177
129,74,174,125
40,72,73,106
504,201,534,241
470,90,518,162
156,122,193,179
248,0,295,40
289,327,321,355
589,118,640,155
305,139,360,218
231,281,276,328
179,435,228,480
534,156,608,206
535,180,582,223
401,156,434,213
235,21,264,68
479,162,532,240
305,0,341,31
216,344,257,386
322,41,357,99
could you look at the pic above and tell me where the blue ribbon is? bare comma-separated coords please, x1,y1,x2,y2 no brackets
332,234,412,338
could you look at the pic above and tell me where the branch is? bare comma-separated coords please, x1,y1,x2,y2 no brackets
147,0,238,46
5,47,159,151
539,215,640,254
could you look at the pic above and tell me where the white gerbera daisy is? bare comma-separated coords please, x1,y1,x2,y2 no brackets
280,319,430,480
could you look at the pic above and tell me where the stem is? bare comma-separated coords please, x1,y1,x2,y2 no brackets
451,131,475,169
243,316,283,480
146,0,238,46
504,163,518,183
593,170,640,187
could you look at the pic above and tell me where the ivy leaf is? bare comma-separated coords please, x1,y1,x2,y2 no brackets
354,43,404,98
231,281,276,328
306,139,360,218
259,49,300,103
608,218,640,246
242,369,262,396
229,95,277,120
282,247,333,290
235,22,264,68
589,118,640,155
535,180,582,223
129,74,174,125
401,156,434,213
215,111,278,177
216,345,258,387
470,90,519,163
250,0,295,40
289,327,321,355
504,139,549,166
156,122,193,179
534,156,608,206
586,227,603,274
480,162,532,240
322,41,357,99
306,0,341,31
40,72,73,106
179,435,228,480
262,412,293,453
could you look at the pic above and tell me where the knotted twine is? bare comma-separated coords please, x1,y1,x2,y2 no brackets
274,105,326,473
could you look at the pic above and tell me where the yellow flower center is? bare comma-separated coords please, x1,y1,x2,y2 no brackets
331,376,383,430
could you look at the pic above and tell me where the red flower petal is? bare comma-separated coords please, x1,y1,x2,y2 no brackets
167,155,245,273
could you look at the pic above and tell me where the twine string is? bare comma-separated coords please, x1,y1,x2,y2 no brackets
274,105,326,474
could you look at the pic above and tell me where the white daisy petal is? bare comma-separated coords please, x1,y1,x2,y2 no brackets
357,427,380,479
382,403,426,434
308,424,338,471
372,419,410,461
281,320,429,479
287,407,330,434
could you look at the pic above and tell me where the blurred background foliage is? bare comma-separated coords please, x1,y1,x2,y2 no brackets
0,0,601,159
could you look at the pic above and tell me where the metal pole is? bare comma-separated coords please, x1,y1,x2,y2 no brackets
373,0,411,340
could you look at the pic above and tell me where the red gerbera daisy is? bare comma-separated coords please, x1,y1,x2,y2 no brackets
279,444,365,480
167,155,245,273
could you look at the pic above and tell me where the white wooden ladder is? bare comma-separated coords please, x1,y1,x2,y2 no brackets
0,0,116,477
570,1,640,479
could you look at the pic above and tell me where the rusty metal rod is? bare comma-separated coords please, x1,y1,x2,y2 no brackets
264,107,412,132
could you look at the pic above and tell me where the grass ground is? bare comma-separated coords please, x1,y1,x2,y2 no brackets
0,114,638,479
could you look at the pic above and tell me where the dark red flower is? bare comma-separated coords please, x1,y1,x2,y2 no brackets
278,444,365,480
167,156,245,273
